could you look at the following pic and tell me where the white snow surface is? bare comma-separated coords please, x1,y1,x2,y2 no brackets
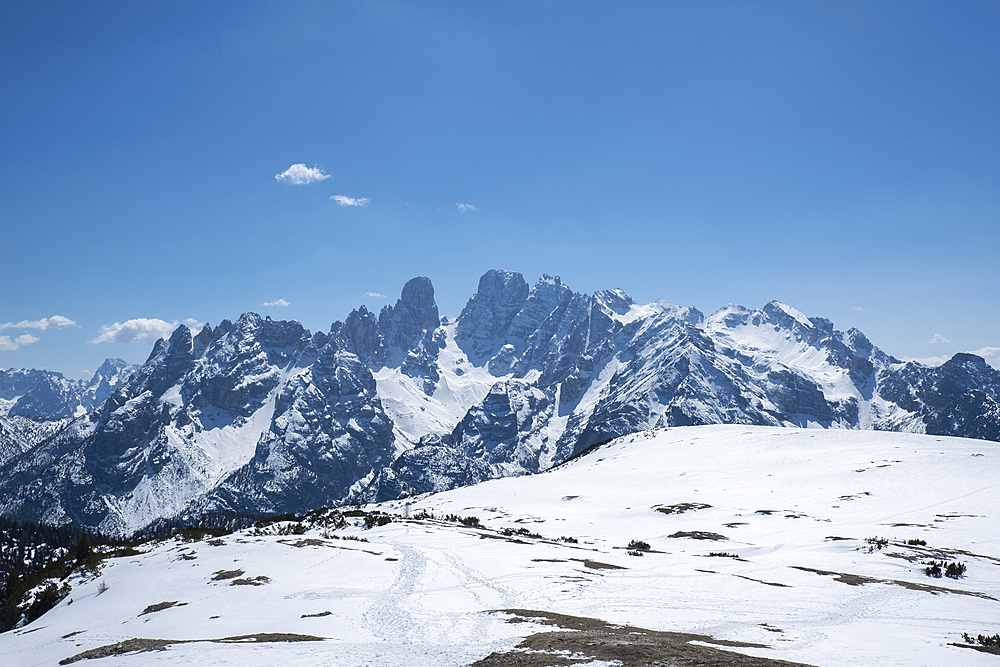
4,425,998,667
374,323,503,451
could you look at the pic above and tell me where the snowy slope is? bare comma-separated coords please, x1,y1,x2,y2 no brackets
3,426,998,667
373,322,501,451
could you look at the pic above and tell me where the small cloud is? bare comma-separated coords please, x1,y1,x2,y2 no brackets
0,315,77,331
929,334,952,344
0,334,40,351
263,299,291,307
851,306,872,312
456,203,477,213
365,292,386,299
275,163,331,185
90,318,201,345
331,195,370,207
80,369,93,379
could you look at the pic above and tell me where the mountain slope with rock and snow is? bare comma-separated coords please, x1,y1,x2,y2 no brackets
0,359,136,420
0,270,997,534
1,426,997,667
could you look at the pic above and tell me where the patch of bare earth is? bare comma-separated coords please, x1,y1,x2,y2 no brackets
59,633,325,664
669,531,728,541
569,558,625,570
655,502,712,515
791,566,997,600
949,643,1000,656
471,609,816,667
139,601,187,616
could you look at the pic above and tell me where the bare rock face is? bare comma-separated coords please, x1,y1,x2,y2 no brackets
455,269,530,363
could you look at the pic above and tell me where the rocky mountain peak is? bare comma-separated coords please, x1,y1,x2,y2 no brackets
944,352,989,369
456,270,530,361
399,276,437,314
593,289,635,316
381,277,440,351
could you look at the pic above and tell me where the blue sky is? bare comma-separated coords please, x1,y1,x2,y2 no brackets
2,0,998,378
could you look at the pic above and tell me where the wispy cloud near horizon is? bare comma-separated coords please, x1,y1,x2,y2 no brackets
904,346,1000,370
365,292,386,298
0,315,76,331
91,318,203,345
331,195,370,207
929,333,952,344
275,163,331,185
456,203,476,213
263,299,290,307
971,346,1000,368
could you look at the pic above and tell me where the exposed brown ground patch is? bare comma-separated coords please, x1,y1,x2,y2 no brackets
734,574,791,588
59,633,325,664
669,531,728,541
792,566,997,599
949,642,1000,656
569,558,626,570
471,609,815,667
139,601,187,616
655,502,712,515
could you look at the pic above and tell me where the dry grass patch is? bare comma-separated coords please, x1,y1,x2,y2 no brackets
59,633,325,664
139,601,187,616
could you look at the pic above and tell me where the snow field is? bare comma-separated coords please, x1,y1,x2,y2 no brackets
2,425,998,666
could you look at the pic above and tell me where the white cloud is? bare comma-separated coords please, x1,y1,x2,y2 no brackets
456,203,477,213
275,163,331,185
331,195,370,207
906,356,947,366
929,333,952,344
90,318,202,345
263,299,291,307
365,292,386,298
0,334,39,351
0,315,76,331
970,347,1000,369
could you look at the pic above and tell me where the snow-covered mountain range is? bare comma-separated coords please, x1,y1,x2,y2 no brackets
1,270,997,535
0,358,135,420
